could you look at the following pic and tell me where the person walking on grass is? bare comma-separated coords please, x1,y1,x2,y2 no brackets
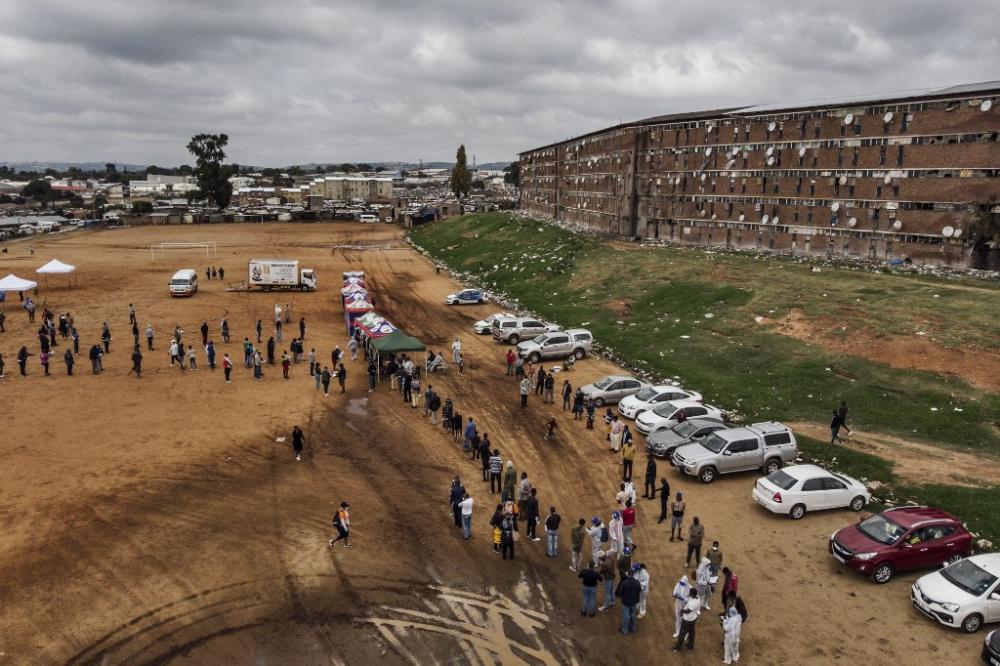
321,366,331,395
671,587,701,653
292,425,305,461
670,492,686,541
579,561,602,617
617,570,642,634
686,516,705,567
223,353,233,383
519,376,531,408
329,502,351,548
837,400,853,437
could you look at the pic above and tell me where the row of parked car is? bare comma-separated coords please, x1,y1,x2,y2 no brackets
463,299,1000,646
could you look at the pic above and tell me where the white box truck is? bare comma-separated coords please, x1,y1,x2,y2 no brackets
247,259,317,291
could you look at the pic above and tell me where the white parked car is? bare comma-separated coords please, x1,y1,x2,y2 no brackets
618,384,703,419
634,399,724,435
912,554,1000,633
444,288,486,305
473,312,513,335
752,465,870,520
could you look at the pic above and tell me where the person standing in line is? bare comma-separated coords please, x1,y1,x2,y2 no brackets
720,567,738,608
695,557,713,611
39,349,50,376
220,317,230,343
0,310,7,334
96,345,105,372
579,561,602,617
337,363,347,393
71,326,79,354
275,318,283,342
587,517,605,565
282,352,291,379
505,348,515,375
218,266,224,280
609,415,624,453
100,322,111,353
525,488,540,542
621,438,636,481
686,516,705,567
561,380,572,410
456,354,464,376
616,570,642,634
488,450,503,494
519,376,531,408
449,476,466,528
544,506,561,557
502,461,517,503
429,391,442,425
671,587,702,653
643,457,657,499
186,344,197,371
535,366,545,396
657,478,671,523
299,316,306,340
63,348,74,375
205,267,211,281
499,510,516,560
722,604,743,664
622,500,636,547
145,323,154,350
478,436,492,481
543,372,555,403
608,511,624,554
313,362,322,390
634,563,650,619
332,345,343,369
672,572,692,639
458,492,474,540
177,343,187,370
206,340,216,370
200,321,209,346
670,492,686,541
707,540,724,578
597,550,616,611
242,338,252,367
256,319,263,344
321,366,331,395
517,472,533,516
570,518,586,573
463,416,477,451
292,425,305,461
308,348,316,376
253,349,263,380
329,502,351,548
837,400,853,437
131,320,140,347
573,388,584,420
223,353,233,383
128,303,136,326
266,336,275,365
347,336,358,361
18,346,31,376
451,337,461,364
25,299,36,323
131,346,143,378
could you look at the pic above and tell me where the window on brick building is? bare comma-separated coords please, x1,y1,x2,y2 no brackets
875,184,882,198
852,148,859,166
741,179,747,194
896,145,904,166
848,181,855,196
812,153,818,167
837,149,843,167
807,209,813,223
854,121,862,136
809,181,815,196
800,119,807,138
900,115,908,132
892,182,899,197
834,180,840,196
796,177,803,194
814,123,821,138
879,145,886,166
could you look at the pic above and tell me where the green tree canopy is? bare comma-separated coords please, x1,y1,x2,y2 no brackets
503,161,520,187
450,144,472,199
22,179,53,200
186,133,233,209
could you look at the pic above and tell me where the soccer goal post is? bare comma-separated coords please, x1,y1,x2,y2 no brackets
150,241,218,261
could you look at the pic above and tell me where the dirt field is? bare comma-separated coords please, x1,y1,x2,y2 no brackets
0,223,986,664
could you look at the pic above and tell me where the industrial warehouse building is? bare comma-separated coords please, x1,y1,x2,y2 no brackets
519,81,1000,268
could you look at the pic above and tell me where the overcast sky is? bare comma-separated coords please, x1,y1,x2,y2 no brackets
0,0,997,167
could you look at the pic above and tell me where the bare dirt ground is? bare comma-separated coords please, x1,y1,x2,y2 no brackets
772,309,1000,392
0,223,987,664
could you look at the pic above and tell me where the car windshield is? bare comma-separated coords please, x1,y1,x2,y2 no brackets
765,470,797,490
533,334,551,345
857,514,907,545
672,421,698,437
592,377,614,390
634,387,659,401
651,403,677,417
700,434,727,454
941,560,997,596
170,279,190,285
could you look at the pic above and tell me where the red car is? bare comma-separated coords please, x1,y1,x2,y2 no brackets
829,506,973,584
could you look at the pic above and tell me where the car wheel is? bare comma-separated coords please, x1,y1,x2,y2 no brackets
946,553,963,565
698,467,717,484
300,284,308,292
871,563,894,584
529,352,540,364
477,298,484,304
508,334,519,345
573,348,585,360
790,504,806,520
961,613,983,633
763,458,782,475
849,496,866,512
593,397,605,407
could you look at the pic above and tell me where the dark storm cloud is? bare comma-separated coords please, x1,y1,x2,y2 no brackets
0,0,996,166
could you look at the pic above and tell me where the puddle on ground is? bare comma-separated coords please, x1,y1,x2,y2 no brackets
346,398,369,416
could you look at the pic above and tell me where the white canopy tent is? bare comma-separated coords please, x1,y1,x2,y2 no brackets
0,273,38,292
36,259,78,286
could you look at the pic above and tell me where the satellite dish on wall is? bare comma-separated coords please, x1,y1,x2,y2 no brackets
700,209,707,217
941,226,955,237
700,174,707,182
884,175,892,184
711,214,718,220
982,100,993,112
953,228,963,238
766,147,775,156
848,217,858,228
844,113,854,125
705,147,713,156
838,175,848,185
767,122,776,132
706,124,714,132
738,214,746,222
798,147,807,157
883,111,894,123
831,202,841,212
772,216,780,225
892,220,903,231
767,156,775,165
761,214,770,224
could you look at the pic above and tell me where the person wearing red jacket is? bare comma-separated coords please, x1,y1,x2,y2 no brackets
622,500,636,547
223,353,233,383
505,349,516,375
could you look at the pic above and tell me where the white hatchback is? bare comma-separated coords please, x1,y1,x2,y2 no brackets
752,465,870,520
912,554,1000,633
618,384,703,420
634,400,723,435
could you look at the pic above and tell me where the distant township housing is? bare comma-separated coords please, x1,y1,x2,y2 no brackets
519,81,1000,268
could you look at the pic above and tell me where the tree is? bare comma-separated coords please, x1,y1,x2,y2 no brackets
131,201,153,214
105,163,117,174
186,133,233,209
22,179,53,200
450,144,472,199
471,179,485,191
503,161,520,187
147,165,161,175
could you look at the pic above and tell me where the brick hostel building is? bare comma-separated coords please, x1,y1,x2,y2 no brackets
519,82,1000,268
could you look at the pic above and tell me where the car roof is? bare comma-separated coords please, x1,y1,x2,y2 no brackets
663,399,714,410
678,417,726,428
780,464,831,479
746,421,791,435
647,383,686,392
596,375,638,382
966,553,1000,573
564,328,592,335
881,506,961,528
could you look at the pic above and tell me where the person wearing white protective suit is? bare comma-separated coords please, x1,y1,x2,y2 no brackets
607,511,624,554
696,557,713,610
723,605,742,663
634,563,650,618
672,572,691,638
